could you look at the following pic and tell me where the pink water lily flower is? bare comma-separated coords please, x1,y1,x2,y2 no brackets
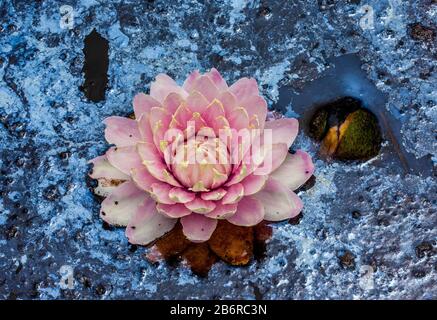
89,69,314,244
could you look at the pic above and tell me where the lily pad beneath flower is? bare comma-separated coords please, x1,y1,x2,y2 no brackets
182,243,217,277
146,219,272,275
155,222,191,259
208,221,254,266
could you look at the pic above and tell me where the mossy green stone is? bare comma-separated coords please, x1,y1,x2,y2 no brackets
335,109,382,160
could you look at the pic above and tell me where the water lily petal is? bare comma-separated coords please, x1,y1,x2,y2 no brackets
204,203,237,219
240,95,268,130
150,73,188,103
240,174,268,195
227,196,264,227
103,116,141,147
163,92,184,114
137,112,153,143
202,99,225,126
106,146,143,176
229,77,259,101
185,91,210,114
137,142,181,187
88,155,130,180
131,165,158,192
183,70,201,93
206,68,228,91
270,150,315,191
181,214,218,242
191,75,220,102
218,91,238,115
253,178,303,221
227,107,249,130
252,143,289,176
100,181,147,226
222,183,244,204
156,203,192,218
169,187,196,203
126,197,177,245
150,182,176,205
149,107,171,132
133,93,160,119
201,188,227,201
264,118,299,148
185,197,216,214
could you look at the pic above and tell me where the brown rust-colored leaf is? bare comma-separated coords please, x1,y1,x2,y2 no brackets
154,222,191,260
208,220,254,266
182,243,217,277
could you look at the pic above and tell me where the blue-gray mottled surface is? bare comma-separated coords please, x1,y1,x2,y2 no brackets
0,0,436,299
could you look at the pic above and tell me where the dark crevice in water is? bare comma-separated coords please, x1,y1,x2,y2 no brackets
81,29,109,102
274,54,433,176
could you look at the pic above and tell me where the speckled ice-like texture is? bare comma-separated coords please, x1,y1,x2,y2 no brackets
0,0,436,299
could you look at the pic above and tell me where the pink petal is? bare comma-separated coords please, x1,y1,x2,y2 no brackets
106,146,143,176
170,104,193,130
201,188,227,201
150,182,176,205
163,92,184,114
133,93,161,119
137,113,153,142
229,78,259,101
184,197,216,214
93,179,122,198
150,118,183,163
202,99,225,127
227,107,249,130
212,115,231,135
103,116,141,147
126,197,177,245
183,70,201,92
240,95,268,130
204,203,238,219
100,181,148,226
252,143,289,176
180,214,218,242
131,166,158,192
228,130,252,170
186,110,208,132
240,174,268,195
226,196,264,227
218,91,238,115
270,150,315,190
88,155,130,180
150,74,188,103
225,163,249,186
168,187,196,203
190,75,220,102
156,203,192,218
206,68,228,91
137,142,181,187
149,107,171,131
197,126,216,138
253,178,303,221
221,183,244,204
264,118,299,149
185,91,210,114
